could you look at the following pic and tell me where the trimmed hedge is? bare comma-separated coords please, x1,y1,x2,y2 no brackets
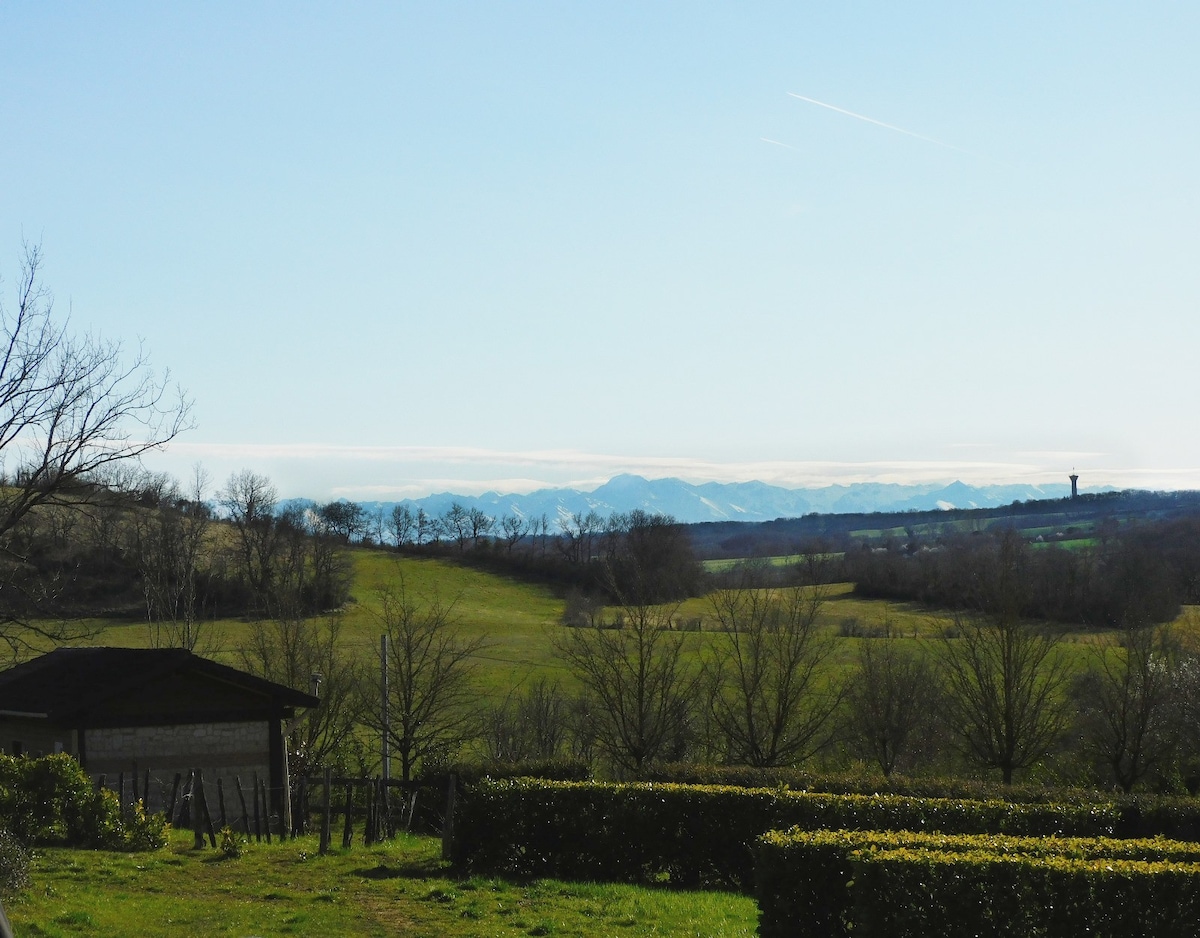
645,763,1200,840
419,758,591,789
854,852,1200,938
451,779,1120,890
756,828,1200,938
796,854,1200,938
854,854,1200,938
411,759,591,832
641,763,1093,803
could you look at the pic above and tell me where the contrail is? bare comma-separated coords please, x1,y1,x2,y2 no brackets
787,92,971,154
760,137,799,151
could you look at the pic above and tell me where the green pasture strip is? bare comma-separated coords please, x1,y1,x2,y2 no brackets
701,553,845,573
71,551,573,695
1029,536,1097,551
46,553,1186,713
702,554,802,572
9,831,756,938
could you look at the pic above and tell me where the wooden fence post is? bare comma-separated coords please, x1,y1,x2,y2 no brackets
181,770,195,829
167,773,182,824
296,775,307,838
364,779,375,845
319,767,332,855
341,782,353,849
441,773,457,861
234,775,250,836
216,777,227,829
261,777,272,844
191,771,204,850
404,786,419,833
195,770,217,848
252,772,262,843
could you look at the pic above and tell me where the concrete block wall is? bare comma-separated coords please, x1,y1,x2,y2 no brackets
87,721,272,817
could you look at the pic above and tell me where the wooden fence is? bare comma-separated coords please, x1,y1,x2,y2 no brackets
98,768,457,857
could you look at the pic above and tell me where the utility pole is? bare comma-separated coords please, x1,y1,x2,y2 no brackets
380,633,390,782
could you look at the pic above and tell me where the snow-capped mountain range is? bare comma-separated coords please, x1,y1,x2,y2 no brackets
358,475,1082,526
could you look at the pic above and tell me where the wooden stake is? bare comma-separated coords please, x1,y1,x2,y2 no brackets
341,781,353,849
235,775,250,836
319,767,332,855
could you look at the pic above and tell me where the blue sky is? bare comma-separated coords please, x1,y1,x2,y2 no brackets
2,3,1197,499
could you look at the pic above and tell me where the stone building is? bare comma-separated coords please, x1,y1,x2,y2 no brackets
0,647,318,815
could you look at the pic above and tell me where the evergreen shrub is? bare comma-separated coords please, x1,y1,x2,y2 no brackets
0,754,167,850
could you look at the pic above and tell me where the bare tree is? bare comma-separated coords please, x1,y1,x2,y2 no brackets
0,244,191,652
558,511,603,565
467,507,494,548
705,561,839,767
532,513,551,558
940,612,1071,784
219,469,280,598
389,504,415,548
367,507,386,546
844,618,940,777
937,530,1073,784
415,507,433,547
483,676,570,763
219,472,350,617
0,244,191,540
440,502,469,551
555,575,696,774
316,500,367,543
499,514,527,554
1075,623,1178,792
241,612,364,776
136,464,212,651
365,580,489,782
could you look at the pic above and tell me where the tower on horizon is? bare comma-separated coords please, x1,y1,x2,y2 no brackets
1069,472,1079,499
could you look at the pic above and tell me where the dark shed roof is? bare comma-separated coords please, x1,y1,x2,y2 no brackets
0,648,319,725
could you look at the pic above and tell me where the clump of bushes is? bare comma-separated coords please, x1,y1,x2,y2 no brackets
0,754,168,850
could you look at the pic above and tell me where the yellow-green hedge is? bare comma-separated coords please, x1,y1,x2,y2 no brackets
452,779,1120,890
756,828,1200,938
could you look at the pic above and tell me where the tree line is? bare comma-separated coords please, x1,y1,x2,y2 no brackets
844,521,1200,627
312,498,705,605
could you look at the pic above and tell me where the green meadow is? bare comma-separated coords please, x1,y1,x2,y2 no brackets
80,547,976,697
68,545,1185,709
7,830,756,938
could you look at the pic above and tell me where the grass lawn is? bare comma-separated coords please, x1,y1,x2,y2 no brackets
7,831,757,937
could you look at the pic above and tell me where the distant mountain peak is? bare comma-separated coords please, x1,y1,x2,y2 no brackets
358,477,1082,525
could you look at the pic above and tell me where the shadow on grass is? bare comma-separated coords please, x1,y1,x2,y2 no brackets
351,855,448,880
